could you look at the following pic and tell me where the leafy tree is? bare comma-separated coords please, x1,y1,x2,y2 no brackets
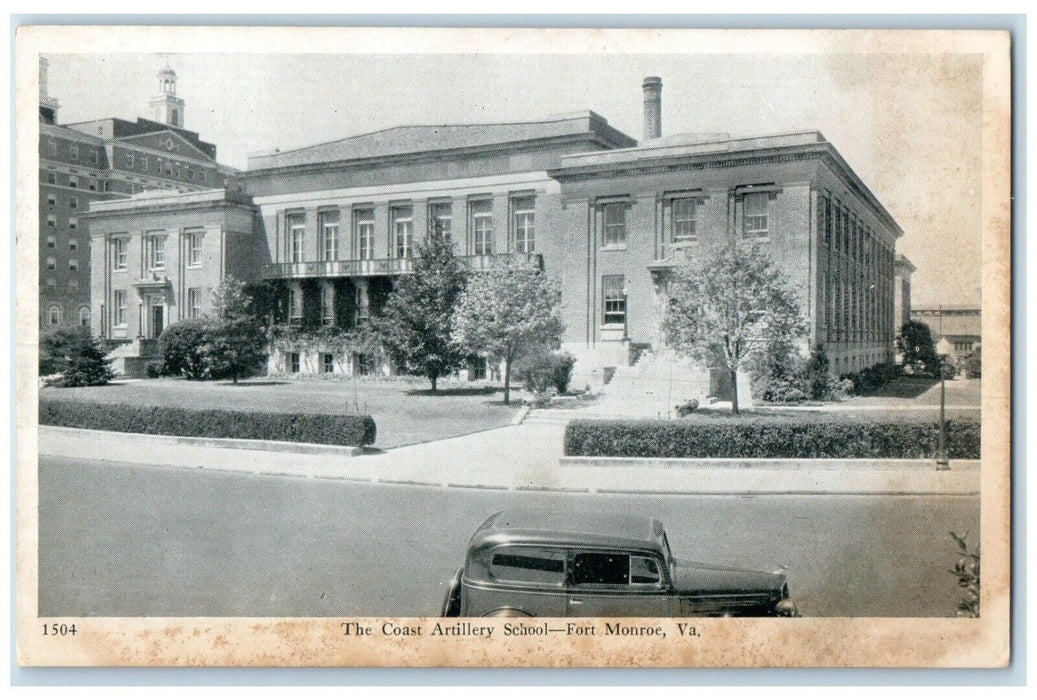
663,243,806,414
452,258,564,405
201,276,268,384
897,320,941,376
40,326,114,387
159,319,209,379
375,226,468,391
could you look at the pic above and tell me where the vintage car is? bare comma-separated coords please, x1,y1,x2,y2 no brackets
441,509,798,617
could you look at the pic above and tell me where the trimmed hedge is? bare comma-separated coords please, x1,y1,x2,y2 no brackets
564,416,980,459
39,398,376,447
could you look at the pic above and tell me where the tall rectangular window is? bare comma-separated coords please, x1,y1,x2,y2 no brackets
672,198,697,243
743,192,769,238
602,275,626,326
288,287,303,325
319,210,340,261
602,202,627,248
68,217,78,231
68,259,78,271
125,151,134,168
69,196,78,210
112,238,128,270
287,214,305,263
187,229,204,266
322,353,335,374
512,197,535,253
470,199,493,255
114,290,127,326
70,143,79,161
187,288,203,319
46,257,56,270
355,209,374,261
147,233,166,270
429,202,452,241
46,215,56,228
320,285,334,326
392,205,413,258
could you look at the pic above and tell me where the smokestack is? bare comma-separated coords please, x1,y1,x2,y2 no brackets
642,76,662,141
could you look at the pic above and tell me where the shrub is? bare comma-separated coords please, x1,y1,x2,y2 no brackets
675,399,699,417
515,351,576,394
38,398,377,447
39,327,115,387
144,362,163,379
847,362,902,395
805,344,831,400
159,319,209,379
564,416,981,459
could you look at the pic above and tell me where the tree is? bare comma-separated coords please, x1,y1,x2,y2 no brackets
159,319,209,379
662,243,806,414
40,326,115,387
201,276,268,384
897,320,941,376
452,258,564,405
375,226,468,391
805,343,832,400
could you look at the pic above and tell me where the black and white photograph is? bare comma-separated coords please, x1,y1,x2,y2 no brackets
14,25,1011,668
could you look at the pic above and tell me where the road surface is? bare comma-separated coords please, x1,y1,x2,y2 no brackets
37,456,979,618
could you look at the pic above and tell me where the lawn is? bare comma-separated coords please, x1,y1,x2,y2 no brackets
39,377,521,449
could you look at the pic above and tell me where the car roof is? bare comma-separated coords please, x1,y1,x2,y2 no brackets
469,508,667,554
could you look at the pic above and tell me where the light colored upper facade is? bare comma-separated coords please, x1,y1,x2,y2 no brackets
548,129,903,375
39,61,236,330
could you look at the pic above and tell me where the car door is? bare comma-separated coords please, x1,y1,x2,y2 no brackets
565,550,670,617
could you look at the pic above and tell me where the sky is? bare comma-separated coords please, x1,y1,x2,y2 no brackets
43,48,985,308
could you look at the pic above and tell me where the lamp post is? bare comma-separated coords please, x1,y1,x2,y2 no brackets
936,304,949,470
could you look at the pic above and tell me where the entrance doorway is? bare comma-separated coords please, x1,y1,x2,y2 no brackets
150,302,165,339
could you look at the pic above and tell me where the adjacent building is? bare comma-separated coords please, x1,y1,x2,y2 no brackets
39,60,236,330
894,253,916,334
911,306,981,366
85,73,908,382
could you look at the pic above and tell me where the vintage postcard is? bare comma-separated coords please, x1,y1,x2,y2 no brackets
14,26,1011,668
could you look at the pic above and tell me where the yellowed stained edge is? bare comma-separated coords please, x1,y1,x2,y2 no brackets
13,26,1013,668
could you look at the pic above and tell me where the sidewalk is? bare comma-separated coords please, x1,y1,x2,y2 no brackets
38,425,979,496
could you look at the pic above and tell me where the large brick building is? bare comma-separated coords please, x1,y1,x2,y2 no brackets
39,60,236,330
86,75,905,381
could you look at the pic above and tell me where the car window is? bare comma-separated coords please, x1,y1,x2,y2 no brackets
489,547,566,586
572,552,629,586
631,556,661,585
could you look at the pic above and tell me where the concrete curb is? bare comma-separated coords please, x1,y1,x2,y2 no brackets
37,426,980,497
40,425,364,457
560,456,980,471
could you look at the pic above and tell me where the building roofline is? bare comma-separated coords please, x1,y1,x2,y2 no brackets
548,130,904,238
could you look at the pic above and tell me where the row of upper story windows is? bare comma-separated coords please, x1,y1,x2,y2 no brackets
45,214,78,231
597,190,773,250
817,192,891,269
43,171,104,192
44,256,79,271
43,278,82,292
109,230,206,271
45,235,79,252
118,150,215,184
282,196,537,263
45,138,102,165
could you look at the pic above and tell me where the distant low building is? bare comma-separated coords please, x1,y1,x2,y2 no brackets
910,306,981,365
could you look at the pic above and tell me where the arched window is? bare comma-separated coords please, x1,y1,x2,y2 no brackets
47,305,61,326
171,108,179,125
79,307,90,326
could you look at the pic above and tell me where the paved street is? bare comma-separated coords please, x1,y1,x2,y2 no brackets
39,455,979,618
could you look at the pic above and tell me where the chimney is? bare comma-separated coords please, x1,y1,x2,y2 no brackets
642,76,662,141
